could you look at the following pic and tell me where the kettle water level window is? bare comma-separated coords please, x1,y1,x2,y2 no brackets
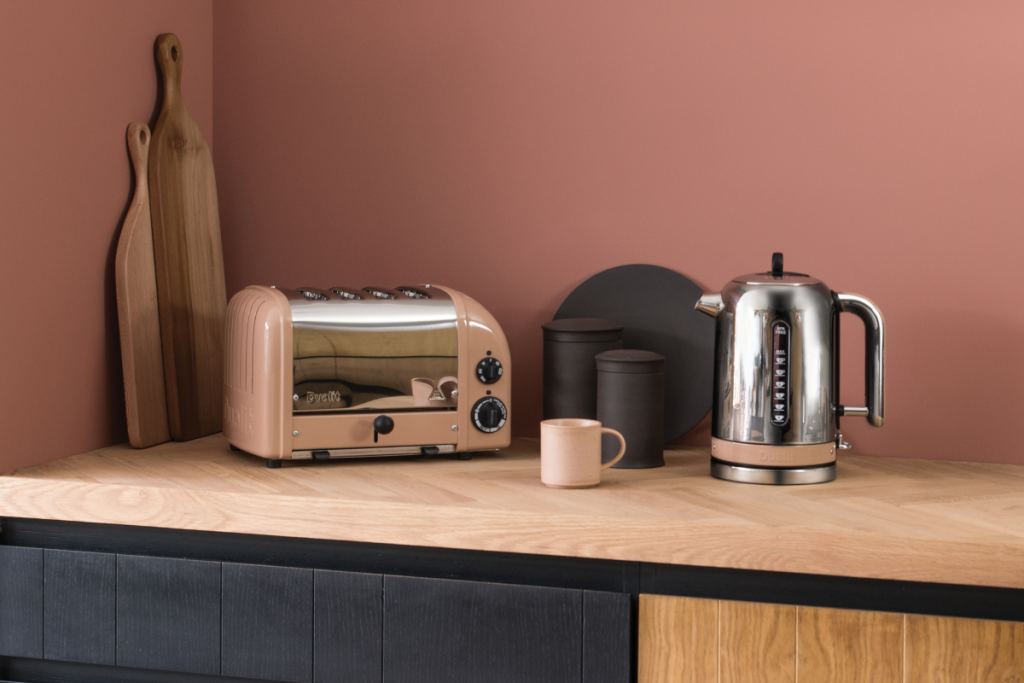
771,322,790,427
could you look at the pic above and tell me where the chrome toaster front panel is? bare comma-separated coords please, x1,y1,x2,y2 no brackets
287,288,459,414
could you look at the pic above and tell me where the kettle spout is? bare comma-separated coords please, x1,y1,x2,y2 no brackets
695,292,723,317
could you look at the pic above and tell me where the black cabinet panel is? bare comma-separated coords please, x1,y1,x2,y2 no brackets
222,562,313,683
116,554,221,675
582,591,631,683
44,549,115,665
313,570,382,683
4,518,638,594
384,575,582,683
0,545,42,658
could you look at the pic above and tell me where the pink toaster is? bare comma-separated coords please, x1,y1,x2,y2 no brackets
223,285,511,467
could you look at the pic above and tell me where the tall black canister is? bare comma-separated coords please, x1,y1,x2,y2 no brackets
542,319,624,420
596,349,666,468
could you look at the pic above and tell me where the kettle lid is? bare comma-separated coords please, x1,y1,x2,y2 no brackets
732,252,822,286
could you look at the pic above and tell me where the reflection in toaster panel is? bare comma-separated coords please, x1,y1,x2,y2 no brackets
292,317,458,413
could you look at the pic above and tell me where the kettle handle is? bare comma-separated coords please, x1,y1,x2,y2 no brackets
836,293,885,427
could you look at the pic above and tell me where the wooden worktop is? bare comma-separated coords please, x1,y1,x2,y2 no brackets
2,436,1024,590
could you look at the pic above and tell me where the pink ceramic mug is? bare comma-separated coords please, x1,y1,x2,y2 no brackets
540,419,626,488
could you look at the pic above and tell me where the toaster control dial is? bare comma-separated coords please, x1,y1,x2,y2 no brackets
471,397,507,433
476,357,503,384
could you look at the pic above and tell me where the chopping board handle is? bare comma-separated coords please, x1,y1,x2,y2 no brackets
127,123,150,179
155,33,184,103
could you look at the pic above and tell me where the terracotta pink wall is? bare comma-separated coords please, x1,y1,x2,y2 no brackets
4,1,1020,472
0,1,213,472
213,0,1024,464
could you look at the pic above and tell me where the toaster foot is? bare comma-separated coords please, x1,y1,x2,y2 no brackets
457,452,472,461
266,459,282,469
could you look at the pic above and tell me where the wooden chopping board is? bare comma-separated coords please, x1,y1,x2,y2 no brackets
149,33,226,441
115,123,171,448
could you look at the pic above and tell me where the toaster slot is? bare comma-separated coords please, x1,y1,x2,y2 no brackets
363,287,398,300
329,287,363,300
397,286,431,299
296,287,330,301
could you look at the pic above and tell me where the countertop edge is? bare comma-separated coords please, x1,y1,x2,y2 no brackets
2,476,1023,591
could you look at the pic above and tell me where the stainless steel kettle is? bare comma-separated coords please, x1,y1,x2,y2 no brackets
695,253,885,485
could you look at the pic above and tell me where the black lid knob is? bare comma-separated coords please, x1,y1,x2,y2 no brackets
772,252,784,277
373,415,395,435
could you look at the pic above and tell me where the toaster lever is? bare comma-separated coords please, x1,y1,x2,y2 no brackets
373,415,395,443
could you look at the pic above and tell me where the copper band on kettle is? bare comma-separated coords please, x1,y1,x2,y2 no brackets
711,437,836,468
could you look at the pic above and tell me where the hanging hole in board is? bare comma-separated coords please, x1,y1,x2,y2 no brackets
139,130,147,143
171,46,178,61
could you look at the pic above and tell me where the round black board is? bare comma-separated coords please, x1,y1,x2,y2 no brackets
554,264,715,442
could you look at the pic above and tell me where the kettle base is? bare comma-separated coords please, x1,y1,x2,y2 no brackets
711,457,836,486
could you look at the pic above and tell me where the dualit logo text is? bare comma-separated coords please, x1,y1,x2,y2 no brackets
307,391,341,403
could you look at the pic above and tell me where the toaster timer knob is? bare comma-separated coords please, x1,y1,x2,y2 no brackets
471,397,507,433
476,357,503,384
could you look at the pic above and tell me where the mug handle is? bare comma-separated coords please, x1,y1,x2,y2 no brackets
600,428,626,469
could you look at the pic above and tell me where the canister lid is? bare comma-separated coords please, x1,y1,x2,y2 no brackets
596,349,665,373
543,318,624,343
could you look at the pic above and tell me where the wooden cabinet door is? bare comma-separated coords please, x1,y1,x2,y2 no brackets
640,596,904,683
798,607,902,683
383,575,583,683
906,614,1024,683
43,549,115,665
720,601,795,683
639,596,796,683
0,545,42,659
313,569,384,683
582,591,632,683
638,594,717,683
222,562,314,683
116,554,221,675
641,595,1024,683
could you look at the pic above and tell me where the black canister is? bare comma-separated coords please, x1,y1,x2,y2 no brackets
542,318,624,420
596,349,665,468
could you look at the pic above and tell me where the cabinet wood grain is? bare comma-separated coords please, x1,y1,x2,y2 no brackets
222,563,313,683
582,591,632,683
43,549,115,665
641,595,1024,683
906,613,1024,683
638,594,716,683
720,600,795,683
313,569,382,683
0,545,42,658
116,554,221,674
797,607,902,683
383,575,582,683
